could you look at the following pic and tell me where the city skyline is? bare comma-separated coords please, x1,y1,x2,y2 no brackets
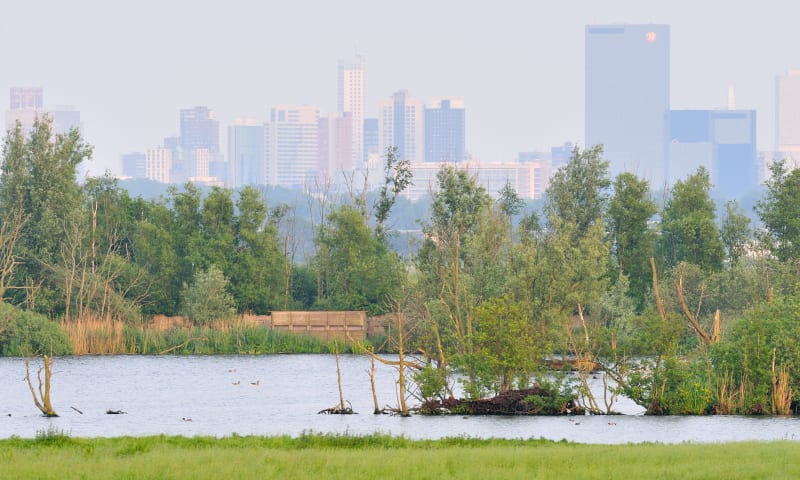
2,1,800,176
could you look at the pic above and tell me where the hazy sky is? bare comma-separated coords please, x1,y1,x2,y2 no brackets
2,0,800,174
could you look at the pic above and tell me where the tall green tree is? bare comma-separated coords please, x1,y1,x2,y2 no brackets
720,200,752,269
660,166,724,272
0,117,92,313
755,159,800,261
608,172,658,309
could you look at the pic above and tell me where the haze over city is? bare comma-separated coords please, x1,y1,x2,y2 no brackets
2,0,800,178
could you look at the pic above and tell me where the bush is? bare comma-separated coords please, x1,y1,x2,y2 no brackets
0,302,72,356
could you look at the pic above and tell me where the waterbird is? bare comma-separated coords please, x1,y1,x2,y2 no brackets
182,417,192,422
250,380,260,386
232,381,240,386
228,369,236,373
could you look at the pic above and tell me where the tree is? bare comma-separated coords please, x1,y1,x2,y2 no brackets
0,117,92,313
755,159,800,261
720,200,752,269
181,265,236,325
472,296,544,395
373,146,412,242
660,166,725,272
608,172,658,309
543,144,610,238
313,205,403,314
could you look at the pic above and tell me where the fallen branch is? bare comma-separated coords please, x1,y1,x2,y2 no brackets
158,337,207,355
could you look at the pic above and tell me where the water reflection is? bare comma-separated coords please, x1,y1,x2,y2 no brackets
1,355,798,443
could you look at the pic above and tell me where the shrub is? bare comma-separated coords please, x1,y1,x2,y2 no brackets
0,303,72,356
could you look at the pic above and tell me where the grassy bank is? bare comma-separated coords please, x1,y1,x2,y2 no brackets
1,432,798,479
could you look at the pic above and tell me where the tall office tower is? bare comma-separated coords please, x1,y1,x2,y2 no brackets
378,90,425,164
145,147,172,184
776,71,800,169
669,109,758,199
551,142,575,171
363,118,379,164
228,119,265,188
121,152,147,179
54,106,80,135
179,106,220,180
424,98,465,163
10,87,43,109
318,114,353,179
264,106,320,188
586,24,670,188
338,56,365,170
6,87,46,133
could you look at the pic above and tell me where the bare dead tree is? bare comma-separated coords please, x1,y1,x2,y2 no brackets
25,355,58,417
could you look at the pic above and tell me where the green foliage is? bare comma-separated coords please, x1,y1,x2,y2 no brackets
313,205,403,315
711,296,800,409
374,146,412,241
0,302,72,356
660,167,725,272
181,266,236,326
608,172,658,310
720,200,752,268
471,296,546,395
755,159,800,261
412,364,451,403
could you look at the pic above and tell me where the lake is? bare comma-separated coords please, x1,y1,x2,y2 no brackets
1,354,798,444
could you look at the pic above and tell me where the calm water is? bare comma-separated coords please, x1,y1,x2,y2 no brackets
1,355,798,444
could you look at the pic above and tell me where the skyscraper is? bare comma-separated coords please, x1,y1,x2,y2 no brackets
378,90,425,164
145,147,172,184
363,118,378,165
6,87,46,133
425,98,465,163
54,106,80,135
179,106,220,181
121,152,147,179
669,109,758,198
585,24,670,187
318,113,353,180
776,71,800,168
264,106,320,188
228,119,265,188
338,56,365,170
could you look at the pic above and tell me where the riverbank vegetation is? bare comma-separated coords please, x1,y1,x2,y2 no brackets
1,432,798,479
3,118,800,416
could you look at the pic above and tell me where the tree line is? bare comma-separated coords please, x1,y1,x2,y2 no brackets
3,117,800,415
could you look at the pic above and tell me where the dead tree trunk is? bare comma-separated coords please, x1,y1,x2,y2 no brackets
25,355,58,417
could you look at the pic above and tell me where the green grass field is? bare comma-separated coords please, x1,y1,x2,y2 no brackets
1,432,798,479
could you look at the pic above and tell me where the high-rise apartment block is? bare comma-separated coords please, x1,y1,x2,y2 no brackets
425,98,465,163
379,90,425,164
338,56,365,170
179,106,220,181
121,152,147,179
776,71,800,168
145,147,172,184
586,24,670,187
363,118,379,165
228,119,265,188
318,113,353,180
264,106,320,187
6,87,46,133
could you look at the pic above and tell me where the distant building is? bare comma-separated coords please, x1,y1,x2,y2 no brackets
54,106,80,135
363,117,379,165
338,56,365,170
179,106,220,181
669,109,758,198
5,87,46,133
264,105,320,188
586,24,670,187
425,98,465,163
145,147,172,184
228,119,264,188
775,71,800,169
318,113,353,181
121,152,147,179
404,161,544,201
379,90,425,164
